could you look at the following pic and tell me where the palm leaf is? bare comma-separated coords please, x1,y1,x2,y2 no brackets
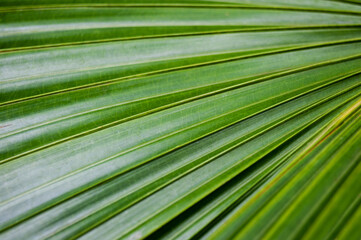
1,1,361,239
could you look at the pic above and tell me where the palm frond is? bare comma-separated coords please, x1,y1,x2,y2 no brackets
1,1,361,239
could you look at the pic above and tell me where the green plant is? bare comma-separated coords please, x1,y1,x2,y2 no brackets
1,0,361,239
